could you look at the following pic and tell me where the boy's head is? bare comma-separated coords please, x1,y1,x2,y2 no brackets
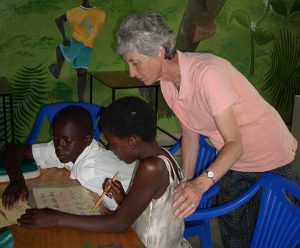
99,96,156,163
52,106,93,163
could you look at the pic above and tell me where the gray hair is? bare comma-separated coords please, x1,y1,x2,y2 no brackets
116,12,176,59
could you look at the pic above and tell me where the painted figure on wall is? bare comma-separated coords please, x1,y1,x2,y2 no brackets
49,0,105,102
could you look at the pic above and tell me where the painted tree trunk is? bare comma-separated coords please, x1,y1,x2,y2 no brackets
176,0,227,52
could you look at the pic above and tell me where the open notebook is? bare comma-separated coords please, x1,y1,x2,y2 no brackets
0,155,40,182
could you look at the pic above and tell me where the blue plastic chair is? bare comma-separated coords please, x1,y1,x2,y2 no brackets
169,135,219,248
187,172,300,248
26,102,104,144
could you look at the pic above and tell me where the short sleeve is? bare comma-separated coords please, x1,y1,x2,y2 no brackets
32,141,64,169
202,65,238,116
66,7,76,24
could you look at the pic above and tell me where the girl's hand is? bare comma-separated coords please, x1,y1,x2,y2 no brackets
103,179,126,205
18,208,61,228
2,180,29,210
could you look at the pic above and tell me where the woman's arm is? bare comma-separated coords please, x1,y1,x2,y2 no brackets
18,157,169,232
173,106,243,218
180,122,199,179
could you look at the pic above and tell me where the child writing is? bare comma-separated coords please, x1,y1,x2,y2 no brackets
2,105,135,211
18,97,191,248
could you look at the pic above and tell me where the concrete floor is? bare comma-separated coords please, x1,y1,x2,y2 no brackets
186,219,224,248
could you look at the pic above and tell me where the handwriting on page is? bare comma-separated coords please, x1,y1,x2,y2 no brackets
0,199,30,228
32,185,100,215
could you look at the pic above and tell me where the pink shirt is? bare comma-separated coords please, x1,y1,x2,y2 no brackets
160,52,297,172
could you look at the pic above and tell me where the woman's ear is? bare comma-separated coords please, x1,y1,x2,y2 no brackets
158,46,166,59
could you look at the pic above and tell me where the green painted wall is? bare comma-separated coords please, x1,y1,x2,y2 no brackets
0,0,299,143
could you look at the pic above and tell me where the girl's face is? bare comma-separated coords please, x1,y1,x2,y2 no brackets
103,129,136,164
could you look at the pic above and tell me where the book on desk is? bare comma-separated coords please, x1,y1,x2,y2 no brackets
0,155,40,182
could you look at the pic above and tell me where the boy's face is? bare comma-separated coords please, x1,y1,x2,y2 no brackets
103,129,135,164
52,119,91,163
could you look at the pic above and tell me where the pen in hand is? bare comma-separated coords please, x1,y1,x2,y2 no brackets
92,171,119,212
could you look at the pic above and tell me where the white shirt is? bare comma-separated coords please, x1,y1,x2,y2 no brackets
32,139,137,210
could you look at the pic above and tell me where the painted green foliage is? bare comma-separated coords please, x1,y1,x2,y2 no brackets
12,64,50,143
0,0,300,140
262,29,300,114
229,0,300,123
229,2,275,75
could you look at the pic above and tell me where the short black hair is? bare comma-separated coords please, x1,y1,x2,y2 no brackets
52,105,93,135
99,96,156,141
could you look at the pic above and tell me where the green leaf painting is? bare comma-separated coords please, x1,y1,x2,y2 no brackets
11,64,50,142
269,0,288,17
253,28,275,46
229,9,250,28
262,29,300,123
290,0,300,15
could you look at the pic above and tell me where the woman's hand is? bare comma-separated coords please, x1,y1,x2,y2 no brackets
2,180,29,210
172,176,212,218
18,208,61,228
103,179,126,205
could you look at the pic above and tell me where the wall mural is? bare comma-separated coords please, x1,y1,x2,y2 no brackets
0,0,299,143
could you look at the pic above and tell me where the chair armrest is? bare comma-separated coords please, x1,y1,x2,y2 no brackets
186,180,261,221
199,182,220,208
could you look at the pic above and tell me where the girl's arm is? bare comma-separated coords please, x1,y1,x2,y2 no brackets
18,157,169,232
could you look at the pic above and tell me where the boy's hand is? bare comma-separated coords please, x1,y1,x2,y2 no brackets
2,180,29,210
18,208,60,228
103,179,126,205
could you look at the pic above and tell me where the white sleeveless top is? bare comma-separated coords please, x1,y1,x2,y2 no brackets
132,151,191,248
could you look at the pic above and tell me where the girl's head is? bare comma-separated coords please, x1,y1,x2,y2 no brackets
99,96,157,163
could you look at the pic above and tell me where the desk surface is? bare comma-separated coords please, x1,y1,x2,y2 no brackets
0,168,145,248
89,71,159,89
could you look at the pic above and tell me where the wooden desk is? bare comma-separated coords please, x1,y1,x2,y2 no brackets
0,168,145,248
89,70,160,112
89,71,178,141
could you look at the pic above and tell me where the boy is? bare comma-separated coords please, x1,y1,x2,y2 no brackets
2,106,136,210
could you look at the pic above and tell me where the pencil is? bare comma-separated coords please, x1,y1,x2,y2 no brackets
92,171,119,212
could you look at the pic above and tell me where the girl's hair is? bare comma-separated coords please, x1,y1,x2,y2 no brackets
116,12,176,59
99,96,156,141
53,106,93,135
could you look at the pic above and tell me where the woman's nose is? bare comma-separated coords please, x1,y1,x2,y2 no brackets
128,65,137,78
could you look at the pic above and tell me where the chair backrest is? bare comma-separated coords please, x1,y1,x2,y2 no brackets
194,136,217,178
251,173,300,248
168,135,217,178
187,172,300,248
26,102,104,144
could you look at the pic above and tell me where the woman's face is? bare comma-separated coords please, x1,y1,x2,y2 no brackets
123,51,162,85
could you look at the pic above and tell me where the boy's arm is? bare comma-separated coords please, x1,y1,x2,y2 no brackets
55,14,70,46
2,144,33,209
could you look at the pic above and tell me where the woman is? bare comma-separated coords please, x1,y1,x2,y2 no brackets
116,11,298,248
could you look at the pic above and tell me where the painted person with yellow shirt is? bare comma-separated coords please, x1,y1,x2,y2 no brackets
49,0,105,102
